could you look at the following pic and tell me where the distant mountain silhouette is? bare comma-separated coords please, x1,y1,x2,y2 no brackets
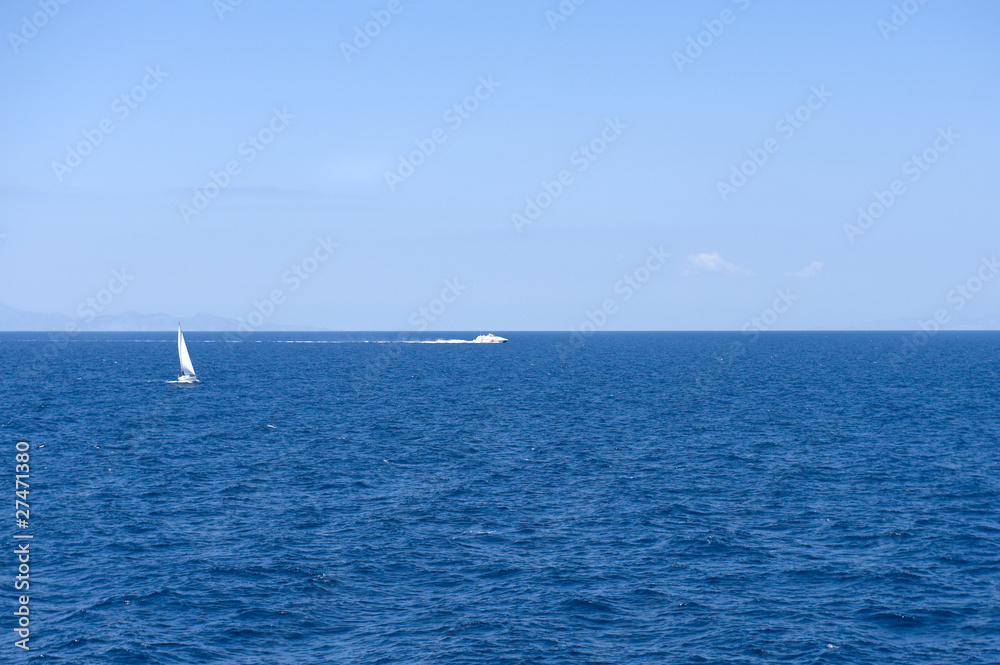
856,315,1000,331
0,304,325,331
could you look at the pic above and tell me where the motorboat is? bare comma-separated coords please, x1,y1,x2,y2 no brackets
472,333,507,343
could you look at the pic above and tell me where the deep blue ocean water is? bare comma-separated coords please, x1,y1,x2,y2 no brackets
3,331,999,664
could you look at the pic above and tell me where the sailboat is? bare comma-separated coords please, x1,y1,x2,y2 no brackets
175,324,199,383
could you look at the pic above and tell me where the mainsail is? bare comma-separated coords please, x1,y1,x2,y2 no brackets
178,325,196,377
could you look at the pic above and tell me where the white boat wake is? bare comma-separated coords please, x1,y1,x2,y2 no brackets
268,334,508,344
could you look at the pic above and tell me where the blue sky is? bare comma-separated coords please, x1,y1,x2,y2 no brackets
2,0,999,330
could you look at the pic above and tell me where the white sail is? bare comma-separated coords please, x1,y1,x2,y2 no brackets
177,325,196,377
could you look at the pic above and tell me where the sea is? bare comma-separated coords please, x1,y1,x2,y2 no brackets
3,331,999,664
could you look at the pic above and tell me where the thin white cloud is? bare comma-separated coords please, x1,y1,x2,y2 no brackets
685,252,751,275
786,261,824,278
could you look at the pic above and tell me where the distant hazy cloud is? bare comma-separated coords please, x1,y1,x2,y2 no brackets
685,252,751,276
786,261,824,278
